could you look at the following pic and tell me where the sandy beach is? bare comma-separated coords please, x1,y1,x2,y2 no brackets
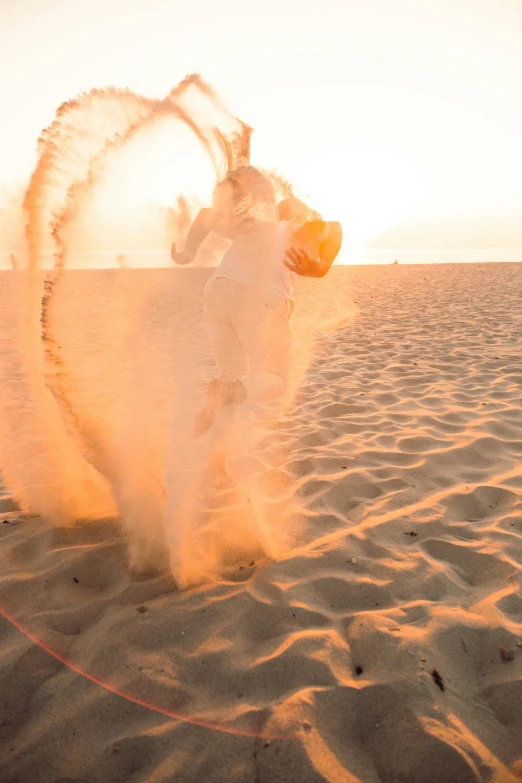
0,261,521,783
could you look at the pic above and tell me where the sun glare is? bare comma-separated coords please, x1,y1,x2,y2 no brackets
62,116,220,264
286,144,427,248
92,118,216,219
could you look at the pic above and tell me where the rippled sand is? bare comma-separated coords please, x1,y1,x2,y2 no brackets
1,263,521,782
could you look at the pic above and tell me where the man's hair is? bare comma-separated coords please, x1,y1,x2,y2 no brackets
224,166,276,215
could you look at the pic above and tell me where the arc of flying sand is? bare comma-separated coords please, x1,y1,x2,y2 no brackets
23,75,251,494
21,88,158,520
38,102,202,480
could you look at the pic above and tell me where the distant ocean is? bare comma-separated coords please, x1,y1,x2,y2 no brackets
2,249,522,269
349,249,522,265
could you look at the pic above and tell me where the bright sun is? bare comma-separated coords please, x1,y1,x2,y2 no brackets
93,118,217,219
282,144,427,252
76,117,426,267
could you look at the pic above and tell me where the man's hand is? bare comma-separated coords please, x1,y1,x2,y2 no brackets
284,221,343,278
170,243,193,265
284,247,324,277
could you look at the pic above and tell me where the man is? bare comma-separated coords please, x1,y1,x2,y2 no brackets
171,169,342,483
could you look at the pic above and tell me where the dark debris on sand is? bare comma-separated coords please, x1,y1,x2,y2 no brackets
431,669,445,691
498,645,515,663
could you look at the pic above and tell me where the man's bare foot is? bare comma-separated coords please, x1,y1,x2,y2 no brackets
207,452,233,489
193,378,247,436
193,378,220,436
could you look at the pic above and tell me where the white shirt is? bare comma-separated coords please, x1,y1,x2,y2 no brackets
208,220,297,302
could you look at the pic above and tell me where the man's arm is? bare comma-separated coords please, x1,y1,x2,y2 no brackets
171,207,217,265
284,221,343,278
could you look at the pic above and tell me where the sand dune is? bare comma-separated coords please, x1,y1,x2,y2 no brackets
1,262,521,782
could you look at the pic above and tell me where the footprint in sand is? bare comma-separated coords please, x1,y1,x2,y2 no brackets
495,592,522,623
421,538,513,587
441,485,518,523
397,435,448,453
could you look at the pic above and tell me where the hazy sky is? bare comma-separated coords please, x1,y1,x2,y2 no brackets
1,0,521,248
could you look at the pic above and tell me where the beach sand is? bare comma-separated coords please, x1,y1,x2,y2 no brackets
0,262,521,782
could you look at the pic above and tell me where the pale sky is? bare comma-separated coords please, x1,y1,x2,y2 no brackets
1,0,522,250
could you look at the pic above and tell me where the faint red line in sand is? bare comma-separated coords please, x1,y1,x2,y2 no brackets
0,606,291,742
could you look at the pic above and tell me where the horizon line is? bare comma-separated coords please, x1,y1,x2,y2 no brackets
3,249,522,256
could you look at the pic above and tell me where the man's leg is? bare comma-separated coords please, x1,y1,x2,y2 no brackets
195,279,249,438
197,282,292,485
235,292,292,406
222,290,292,475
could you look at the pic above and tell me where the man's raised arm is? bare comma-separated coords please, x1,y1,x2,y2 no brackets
171,208,217,265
